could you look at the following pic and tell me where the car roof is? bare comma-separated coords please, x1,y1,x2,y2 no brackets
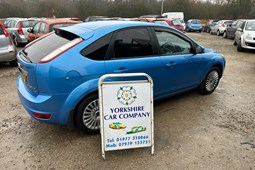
60,21,167,39
40,18,80,24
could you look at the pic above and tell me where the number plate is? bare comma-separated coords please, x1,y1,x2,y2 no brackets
18,65,27,83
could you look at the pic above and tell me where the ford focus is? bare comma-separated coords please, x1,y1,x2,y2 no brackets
16,21,225,134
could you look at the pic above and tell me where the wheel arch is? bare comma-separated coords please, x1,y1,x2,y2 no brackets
59,79,99,128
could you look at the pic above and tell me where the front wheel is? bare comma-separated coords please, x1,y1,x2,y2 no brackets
75,93,100,134
199,67,220,95
237,40,244,52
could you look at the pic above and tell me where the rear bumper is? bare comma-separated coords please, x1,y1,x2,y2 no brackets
17,76,70,125
0,46,16,62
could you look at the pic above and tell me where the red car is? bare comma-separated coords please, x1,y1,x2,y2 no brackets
153,18,185,33
133,18,185,33
27,18,80,42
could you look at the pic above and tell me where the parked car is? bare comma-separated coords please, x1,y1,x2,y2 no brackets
224,19,246,39
133,18,155,22
27,18,80,42
0,21,17,66
5,18,37,47
17,21,225,134
210,20,234,36
153,18,185,32
234,19,255,51
186,19,202,32
84,16,108,22
202,19,219,33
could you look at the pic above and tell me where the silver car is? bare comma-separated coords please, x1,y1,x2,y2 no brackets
5,18,37,47
210,20,233,36
0,22,17,66
234,19,255,52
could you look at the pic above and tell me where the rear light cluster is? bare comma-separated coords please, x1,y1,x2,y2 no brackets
1,24,9,37
39,38,83,63
17,22,24,35
221,23,225,27
32,112,51,119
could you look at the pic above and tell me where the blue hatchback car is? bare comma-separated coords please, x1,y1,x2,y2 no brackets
17,21,225,134
186,19,203,32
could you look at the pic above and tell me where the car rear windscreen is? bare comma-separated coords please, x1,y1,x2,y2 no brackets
49,23,75,32
191,20,201,24
21,21,36,28
22,32,74,63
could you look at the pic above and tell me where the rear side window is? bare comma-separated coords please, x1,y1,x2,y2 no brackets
23,32,76,63
81,33,112,60
112,28,153,59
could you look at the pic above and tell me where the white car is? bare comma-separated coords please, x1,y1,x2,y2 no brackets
210,20,233,36
234,19,255,52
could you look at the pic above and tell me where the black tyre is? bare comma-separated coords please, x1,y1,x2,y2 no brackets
233,39,237,45
216,30,220,36
237,40,244,52
13,37,20,47
199,67,220,95
223,32,227,38
75,93,100,134
9,59,18,67
210,30,212,35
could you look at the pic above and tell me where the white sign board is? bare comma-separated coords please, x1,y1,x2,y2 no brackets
99,73,154,159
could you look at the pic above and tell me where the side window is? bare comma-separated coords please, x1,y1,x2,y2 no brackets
33,22,40,33
155,30,191,55
240,22,246,30
10,21,16,28
40,23,46,33
81,33,112,60
112,28,153,58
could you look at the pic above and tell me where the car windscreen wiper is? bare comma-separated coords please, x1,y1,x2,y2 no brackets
21,49,32,63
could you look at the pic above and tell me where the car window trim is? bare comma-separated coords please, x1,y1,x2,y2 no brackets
105,26,158,60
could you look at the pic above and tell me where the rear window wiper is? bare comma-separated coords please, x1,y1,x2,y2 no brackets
21,49,32,63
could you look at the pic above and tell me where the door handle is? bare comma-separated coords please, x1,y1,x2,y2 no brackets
113,68,129,73
166,62,176,68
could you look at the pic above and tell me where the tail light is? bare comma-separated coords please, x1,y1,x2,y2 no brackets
17,22,24,35
32,112,51,119
39,38,83,63
221,23,225,27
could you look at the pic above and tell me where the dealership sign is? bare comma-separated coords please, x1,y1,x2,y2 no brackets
98,73,154,159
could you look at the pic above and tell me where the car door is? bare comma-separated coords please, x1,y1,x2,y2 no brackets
152,27,209,94
28,22,41,42
227,20,237,38
235,21,246,44
104,27,164,97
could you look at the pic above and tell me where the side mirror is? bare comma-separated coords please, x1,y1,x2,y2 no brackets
237,28,243,32
27,28,33,33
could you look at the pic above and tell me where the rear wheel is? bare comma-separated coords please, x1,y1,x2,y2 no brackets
216,30,220,36
223,32,227,38
13,36,20,47
210,30,212,35
75,93,100,134
199,67,220,95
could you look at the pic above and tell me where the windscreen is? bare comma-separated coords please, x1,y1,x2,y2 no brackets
21,21,36,28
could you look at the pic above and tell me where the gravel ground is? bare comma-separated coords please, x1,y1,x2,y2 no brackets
0,32,254,170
